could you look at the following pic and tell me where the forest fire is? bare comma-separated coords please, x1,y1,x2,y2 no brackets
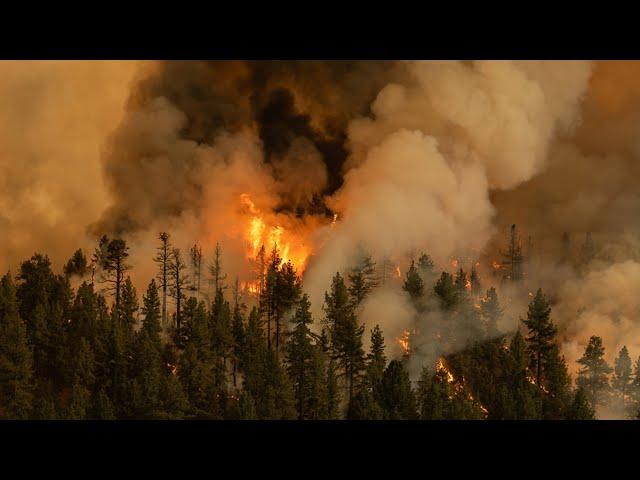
4,59,638,422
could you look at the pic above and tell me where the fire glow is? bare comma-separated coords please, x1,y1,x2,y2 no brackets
397,329,411,356
239,193,311,273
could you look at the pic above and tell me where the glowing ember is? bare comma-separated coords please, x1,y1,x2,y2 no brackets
465,279,472,291
331,213,338,227
395,265,401,279
397,329,411,356
167,363,177,376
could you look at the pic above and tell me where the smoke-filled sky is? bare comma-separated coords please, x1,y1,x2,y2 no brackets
1,60,640,391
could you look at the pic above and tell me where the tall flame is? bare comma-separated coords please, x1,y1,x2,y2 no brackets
239,193,311,272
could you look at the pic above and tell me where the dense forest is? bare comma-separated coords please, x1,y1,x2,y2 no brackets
0,229,638,421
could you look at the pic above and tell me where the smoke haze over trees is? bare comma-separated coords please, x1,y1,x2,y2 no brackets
1,60,640,419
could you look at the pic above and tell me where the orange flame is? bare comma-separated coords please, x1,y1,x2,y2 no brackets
240,280,260,295
239,193,311,273
436,358,454,383
395,265,401,279
397,329,411,356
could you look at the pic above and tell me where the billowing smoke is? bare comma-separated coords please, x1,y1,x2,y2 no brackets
0,60,140,273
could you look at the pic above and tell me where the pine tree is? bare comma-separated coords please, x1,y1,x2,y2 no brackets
189,243,203,300
543,344,572,419
566,386,595,420
154,232,172,328
576,336,612,409
158,373,189,419
522,289,557,388
274,260,301,354
285,294,316,419
377,360,417,419
210,289,233,378
347,388,383,420
64,249,89,278
325,357,341,419
231,300,245,388
402,261,424,301
67,338,95,420
168,248,190,336
96,237,131,321
417,253,435,283
501,330,543,419
434,272,457,311
324,272,364,405
120,277,138,338
0,273,34,419
365,324,387,391
16,253,70,383
612,345,632,408
348,249,378,308
141,280,162,345
260,246,282,351
209,242,227,297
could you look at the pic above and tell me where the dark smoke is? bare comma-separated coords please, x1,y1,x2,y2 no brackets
94,60,407,236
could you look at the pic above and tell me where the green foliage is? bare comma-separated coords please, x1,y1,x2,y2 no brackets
576,336,612,409
0,273,34,419
402,261,424,301
434,272,457,311
522,289,557,387
377,360,417,419
348,249,378,308
285,295,316,419
612,346,632,407
64,249,89,278
566,387,595,420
